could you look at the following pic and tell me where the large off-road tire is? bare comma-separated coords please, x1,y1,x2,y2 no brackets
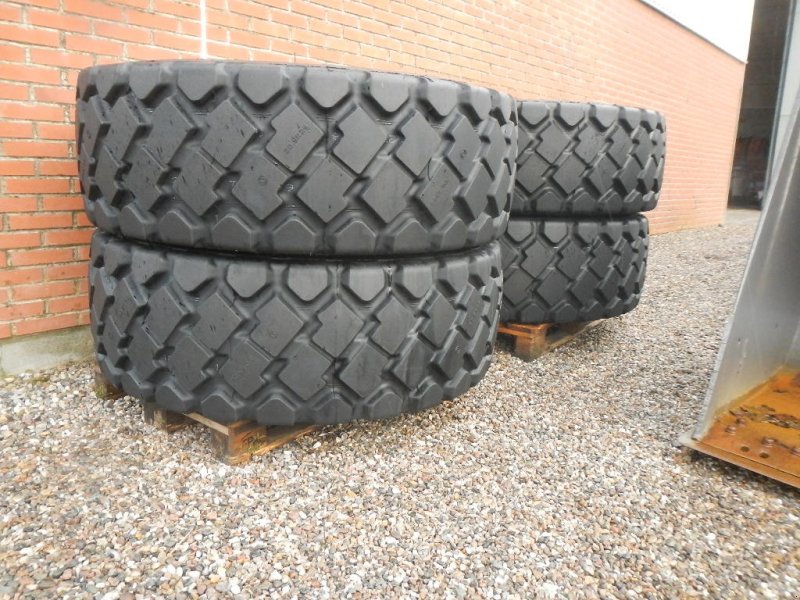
499,215,648,324
513,101,665,217
90,232,502,425
76,62,517,256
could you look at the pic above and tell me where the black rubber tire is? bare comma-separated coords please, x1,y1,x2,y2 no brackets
499,215,648,324
90,232,502,425
76,62,517,257
513,101,665,217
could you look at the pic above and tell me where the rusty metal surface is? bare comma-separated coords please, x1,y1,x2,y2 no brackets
690,369,800,487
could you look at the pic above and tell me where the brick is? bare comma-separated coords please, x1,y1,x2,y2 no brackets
63,0,124,20
227,0,269,18
9,247,74,266
5,177,71,194
0,300,45,321
205,24,228,42
41,195,84,211
65,34,124,56
47,294,89,313
0,82,27,100
30,48,93,70
0,267,43,286
8,213,74,230
153,0,199,19
3,140,70,157
0,232,41,250
37,124,76,141
1,122,34,138
293,1,325,19
12,281,75,301
28,9,92,33
95,21,152,44
204,9,249,30
74,212,92,227
0,4,23,21
43,228,94,246
249,20,291,38
125,44,183,61
32,86,76,104
113,0,150,8
1,197,38,211
0,102,65,121
14,0,59,8
206,42,250,60
228,30,271,48
0,24,60,46
0,160,35,175
308,47,344,64
153,31,198,52
270,9,307,28
39,160,79,175
45,262,86,280
13,312,80,336
0,64,61,85
270,38,305,57
0,43,25,63
126,9,180,32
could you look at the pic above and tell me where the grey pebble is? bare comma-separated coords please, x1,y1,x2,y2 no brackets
0,213,798,599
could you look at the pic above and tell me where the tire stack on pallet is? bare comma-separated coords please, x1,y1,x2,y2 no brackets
76,62,518,455
498,101,665,360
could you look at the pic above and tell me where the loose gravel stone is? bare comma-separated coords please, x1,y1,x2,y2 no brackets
1,211,798,599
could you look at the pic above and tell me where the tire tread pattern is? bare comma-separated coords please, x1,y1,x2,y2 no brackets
90,233,502,425
77,62,517,256
513,101,665,217
500,216,648,323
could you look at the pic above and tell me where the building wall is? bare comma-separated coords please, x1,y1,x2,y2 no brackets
0,0,746,340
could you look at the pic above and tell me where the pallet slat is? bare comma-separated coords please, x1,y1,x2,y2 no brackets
95,368,317,464
497,320,602,361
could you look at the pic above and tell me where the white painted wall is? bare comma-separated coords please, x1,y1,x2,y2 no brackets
642,0,756,60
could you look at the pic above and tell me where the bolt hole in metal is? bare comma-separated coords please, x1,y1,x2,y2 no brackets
759,451,770,459
740,445,750,452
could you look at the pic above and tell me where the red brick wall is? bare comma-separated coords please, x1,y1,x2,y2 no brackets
0,0,745,340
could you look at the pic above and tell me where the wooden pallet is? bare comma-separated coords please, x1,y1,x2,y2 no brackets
496,320,602,361
94,365,317,464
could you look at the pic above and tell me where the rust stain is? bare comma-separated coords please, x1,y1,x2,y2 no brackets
700,369,800,483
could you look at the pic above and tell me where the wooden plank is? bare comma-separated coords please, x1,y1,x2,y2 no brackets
93,363,124,401
141,404,318,464
185,412,231,435
143,404,191,432
497,320,602,361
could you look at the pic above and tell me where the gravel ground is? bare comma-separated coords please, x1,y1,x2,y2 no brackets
1,211,798,599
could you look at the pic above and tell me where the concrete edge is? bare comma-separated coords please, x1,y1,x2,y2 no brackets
0,326,93,376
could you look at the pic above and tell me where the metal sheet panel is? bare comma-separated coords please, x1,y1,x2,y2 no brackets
692,90,800,440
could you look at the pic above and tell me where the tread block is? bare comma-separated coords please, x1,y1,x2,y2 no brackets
201,99,258,167
334,106,387,173
267,103,323,170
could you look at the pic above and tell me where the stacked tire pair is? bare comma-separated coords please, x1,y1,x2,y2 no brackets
500,101,665,324
77,62,518,425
